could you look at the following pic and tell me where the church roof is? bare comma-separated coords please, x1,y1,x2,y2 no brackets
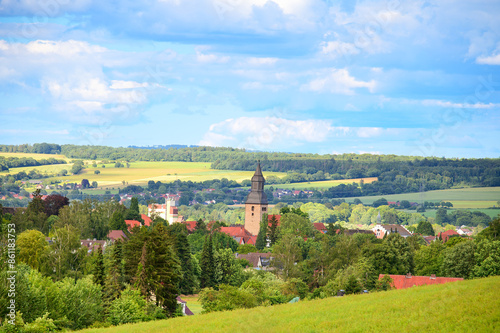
251,162,265,182
246,162,268,205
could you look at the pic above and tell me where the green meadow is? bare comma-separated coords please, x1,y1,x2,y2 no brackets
80,276,499,333
347,187,500,209
267,177,378,190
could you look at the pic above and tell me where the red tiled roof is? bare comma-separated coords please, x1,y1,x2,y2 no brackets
220,226,253,238
313,223,327,233
183,221,197,233
107,230,127,241
141,214,152,226
379,274,463,289
437,229,459,242
125,220,141,231
267,214,281,227
219,226,255,245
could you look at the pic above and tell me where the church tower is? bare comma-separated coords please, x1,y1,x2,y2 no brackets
244,161,268,236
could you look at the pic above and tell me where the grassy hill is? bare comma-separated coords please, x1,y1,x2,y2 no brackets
81,276,500,333
343,187,500,209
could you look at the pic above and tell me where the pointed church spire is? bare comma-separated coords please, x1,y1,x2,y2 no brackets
246,161,267,205
377,211,381,225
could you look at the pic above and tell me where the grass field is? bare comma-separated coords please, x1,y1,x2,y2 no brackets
180,295,202,315
420,208,500,219
268,177,378,190
80,276,500,333
347,187,500,209
0,152,70,161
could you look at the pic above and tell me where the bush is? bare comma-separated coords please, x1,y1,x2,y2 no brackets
199,285,258,313
23,313,57,333
107,287,148,325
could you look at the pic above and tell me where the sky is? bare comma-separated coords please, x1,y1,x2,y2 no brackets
0,0,499,158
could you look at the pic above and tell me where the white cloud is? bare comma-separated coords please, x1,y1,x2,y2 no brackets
196,50,230,63
321,41,359,58
302,68,376,95
247,57,278,66
476,53,500,65
357,127,383,138
421,99,499,109
200,116,350,148
24,40,107,56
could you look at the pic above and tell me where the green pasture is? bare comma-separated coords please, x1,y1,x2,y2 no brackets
0,152,70,161
80,276,500,333
269,177,378,190
180,295,202,315
421,208,500,219
349,187,500,209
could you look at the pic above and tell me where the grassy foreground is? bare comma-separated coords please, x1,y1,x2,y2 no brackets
81,276,499,333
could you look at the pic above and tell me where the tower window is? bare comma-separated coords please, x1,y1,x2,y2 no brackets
262,207,266,211
251,206,255,211
251,213,254,216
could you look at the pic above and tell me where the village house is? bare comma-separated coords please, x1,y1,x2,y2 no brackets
235,252,273,270
372,212,412,239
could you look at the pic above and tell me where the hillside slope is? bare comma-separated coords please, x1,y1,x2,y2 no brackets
81,276,500,333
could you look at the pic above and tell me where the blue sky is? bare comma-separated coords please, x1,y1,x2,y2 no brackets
0,0,499,158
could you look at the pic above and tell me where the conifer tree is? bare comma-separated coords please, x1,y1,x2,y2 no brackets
268,215,279,246
92,245,105,287
200,234,215,288
148,223,181,315
104,241,124,305
195,218,207,234
109,211,127,232
125,197,144,223
255,213,268,250
169,223,197,294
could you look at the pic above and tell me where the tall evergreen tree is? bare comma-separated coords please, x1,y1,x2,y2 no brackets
148,223,181,315
268,215,279,246
125,197,144,223
195,218,207,234
125,224,181,315
255,213,268,250
169,223,197,294
200,234,215,289
92,246,105,287
104,241,124,305
109,211,127,232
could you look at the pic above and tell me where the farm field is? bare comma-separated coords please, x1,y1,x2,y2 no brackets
269,177,378,190
0,152,70,160
0,161,288,189
80,276,500,333
347,187,500,209
419,208,500,219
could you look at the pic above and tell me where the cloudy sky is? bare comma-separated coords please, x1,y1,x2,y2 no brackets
1,0,499,158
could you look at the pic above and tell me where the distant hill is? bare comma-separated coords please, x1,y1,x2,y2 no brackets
80,276,499,333
127,144,199,150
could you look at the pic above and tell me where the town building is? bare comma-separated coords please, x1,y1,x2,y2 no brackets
148,199,180,224
372,212,412,239
244,162,268,236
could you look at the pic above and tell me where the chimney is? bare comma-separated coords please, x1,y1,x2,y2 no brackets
406,273,412,278
430,274,436,279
